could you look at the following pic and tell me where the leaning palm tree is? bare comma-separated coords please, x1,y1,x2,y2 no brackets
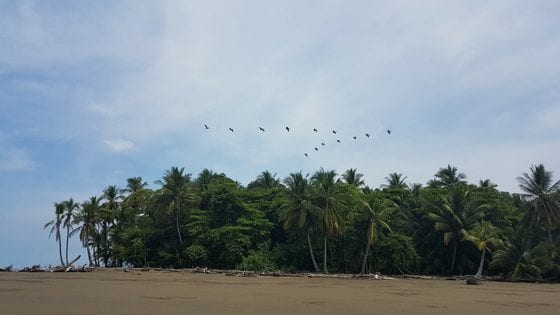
75,196,101,266
311,168,347,273
517,164,560,242
464,220,502,278
342,168,365,188
155,167,196,245
384,172,408,190
62,198,80,265
427,185,486,274
278,172,322,272
44,202,65,265
359,194,394,274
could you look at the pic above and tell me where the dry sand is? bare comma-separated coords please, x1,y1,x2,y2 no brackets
1,271,559,315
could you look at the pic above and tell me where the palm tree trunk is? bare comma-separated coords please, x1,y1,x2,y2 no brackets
360,239,372,275
450,240,457,275
175,210,183,244
65,227,70,265
57,228,64,266
323,236,328,274
86,245,93,267
306,232,320,272
475,249,486,278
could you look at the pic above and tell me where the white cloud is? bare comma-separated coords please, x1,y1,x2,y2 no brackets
103,138,135,153
0,147,34,171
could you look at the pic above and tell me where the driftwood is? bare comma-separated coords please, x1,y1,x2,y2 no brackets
53,255,82,272
0,265,13,272
466,277,482,285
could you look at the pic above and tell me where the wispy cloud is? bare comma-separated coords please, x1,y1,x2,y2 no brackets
103,138,135,153
0,147,34,171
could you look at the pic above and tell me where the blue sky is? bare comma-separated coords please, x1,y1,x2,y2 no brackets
1,0,559,268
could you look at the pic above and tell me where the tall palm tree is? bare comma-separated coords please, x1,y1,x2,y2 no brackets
359,194,394,274
99,185,124,266
479,179,497,189
44,202,65,265
75,197,101,267
342,168,365,187
464,220,502,278
62,198,80,265
517,164,560,242
124,177,148,194
427,185,486,274
384,173,408,190
311,168,347,273
429,164,467,188
155,166,195,245
278,172,322,272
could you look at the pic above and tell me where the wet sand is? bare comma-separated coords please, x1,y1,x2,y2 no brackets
1,271,559,315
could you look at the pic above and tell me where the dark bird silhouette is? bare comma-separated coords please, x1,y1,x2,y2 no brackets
304,153,308,157
229,128,234,132
314,147,318,151
259,127,265,132
365,133,370,138
353,136,357,140
387,129,391,134
313,128,318,132
204,124,209,129
286,126,290,132
305,173,309,178
332,130,337,134
337,139,341,143
321,142,325,146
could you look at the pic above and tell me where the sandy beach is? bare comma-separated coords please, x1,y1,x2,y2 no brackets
1,271,559,315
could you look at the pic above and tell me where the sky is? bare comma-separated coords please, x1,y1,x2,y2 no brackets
1,0,559,268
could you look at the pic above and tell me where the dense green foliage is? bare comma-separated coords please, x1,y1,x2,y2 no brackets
46,164,560,280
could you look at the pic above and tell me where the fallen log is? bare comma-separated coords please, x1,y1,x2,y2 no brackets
53,255,81,272
0,265,13,272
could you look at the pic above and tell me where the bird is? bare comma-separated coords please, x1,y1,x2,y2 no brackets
259,127,265,132
337,139,341,143
286,126,290,132
353,136,357,140
365,133,370,138
204,124,209,129
314,147,318,151
305,173,309,178
321,142,325,146
332,130,337,134
304,153,308,157
313,128,318,132
229,128,234,132
387,129,391,134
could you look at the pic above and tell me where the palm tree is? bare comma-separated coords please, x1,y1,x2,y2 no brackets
155,166,195,245
75,197,101,266
429,164,467,188
278,172,322,272
359,194,394,274
100,185,124,266
479,179,497,189
517,164,560,242
44,202,65,265
464,221,502,278
62,198,80,265
427,185,486,274
124,177,148,194
384,173,407,190
311,168,347,273
248,171,281,189
342,168,365,187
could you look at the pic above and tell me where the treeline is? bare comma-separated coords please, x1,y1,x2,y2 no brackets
45,164,560,280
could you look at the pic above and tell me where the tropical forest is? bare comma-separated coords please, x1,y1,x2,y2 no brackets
45,164,560,281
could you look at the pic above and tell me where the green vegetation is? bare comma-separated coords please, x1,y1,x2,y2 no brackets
45,164,560,281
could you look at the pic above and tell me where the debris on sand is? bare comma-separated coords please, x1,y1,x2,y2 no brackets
466,277,482,285
0,265,13,272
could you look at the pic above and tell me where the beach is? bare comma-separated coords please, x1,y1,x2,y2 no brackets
1,271,558,315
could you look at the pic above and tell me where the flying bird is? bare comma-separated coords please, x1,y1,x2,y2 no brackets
337,139,341,143
313,128,318,132
304,153,308,157
259,127,265,132
229,128,234,132
353,136,357,140
314,147,318,151
387,129,391,134
286,126,290,132
204,124,209,129
365,133,370,138
305,173,309,178
332,130,337,134
321,142,325,146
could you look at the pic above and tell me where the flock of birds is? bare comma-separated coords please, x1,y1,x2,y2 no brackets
203,124,391,158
